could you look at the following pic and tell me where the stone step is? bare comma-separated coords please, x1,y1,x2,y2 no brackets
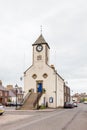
20,92,38,110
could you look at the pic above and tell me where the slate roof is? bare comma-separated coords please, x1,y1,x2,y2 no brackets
9,90,16,97
0,85,7,91
32,34,50,49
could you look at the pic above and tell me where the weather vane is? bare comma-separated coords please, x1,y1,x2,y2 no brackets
40,25,42,34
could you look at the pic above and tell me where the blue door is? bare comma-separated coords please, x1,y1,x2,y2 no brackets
37,83,42,92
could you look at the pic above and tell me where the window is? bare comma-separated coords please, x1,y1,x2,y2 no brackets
37,55,42,60
0,91,2,96
32,74,37,79
43,73,48,78
5,92,8,96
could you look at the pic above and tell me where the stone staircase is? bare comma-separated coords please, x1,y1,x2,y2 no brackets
20,92,42,110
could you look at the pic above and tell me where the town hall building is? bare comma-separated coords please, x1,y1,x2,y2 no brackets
23,34,64,109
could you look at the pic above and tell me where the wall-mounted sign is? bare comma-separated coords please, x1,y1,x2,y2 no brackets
49,97,53,103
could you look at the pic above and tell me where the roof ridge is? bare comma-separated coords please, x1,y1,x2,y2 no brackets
33,34,47,44
32,34,50,49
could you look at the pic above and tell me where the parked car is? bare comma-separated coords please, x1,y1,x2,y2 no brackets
64,102,74,108
0,104,5,115
84,101,87,104
73,102,78,107
6,102,23,107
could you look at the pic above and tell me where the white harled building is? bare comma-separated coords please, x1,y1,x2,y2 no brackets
24,34,64,108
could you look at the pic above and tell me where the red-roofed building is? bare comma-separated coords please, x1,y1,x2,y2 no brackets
0,80,9,105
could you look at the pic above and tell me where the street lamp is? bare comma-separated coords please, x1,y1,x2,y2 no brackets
15,84,18,110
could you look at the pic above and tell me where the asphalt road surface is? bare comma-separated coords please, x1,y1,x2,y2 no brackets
0,103,87,130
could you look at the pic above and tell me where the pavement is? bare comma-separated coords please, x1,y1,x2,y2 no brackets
0,107,56,126
5,106,56,112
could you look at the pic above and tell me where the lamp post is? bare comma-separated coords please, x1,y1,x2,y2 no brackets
15,84,18,110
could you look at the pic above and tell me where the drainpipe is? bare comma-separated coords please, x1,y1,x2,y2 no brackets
55,70,57,108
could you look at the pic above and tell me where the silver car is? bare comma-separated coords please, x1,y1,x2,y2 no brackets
0,104,5,115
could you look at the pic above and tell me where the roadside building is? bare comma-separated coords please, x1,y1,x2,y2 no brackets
14,87,24,103
8,90,16,103
64,83,70,103
72,93,87,103
6,85,24,103
23,34,64,109
0,80,9,105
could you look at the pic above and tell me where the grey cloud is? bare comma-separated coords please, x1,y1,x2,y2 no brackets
0,0,87,93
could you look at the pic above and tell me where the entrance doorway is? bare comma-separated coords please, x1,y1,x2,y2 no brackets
37,83,42,92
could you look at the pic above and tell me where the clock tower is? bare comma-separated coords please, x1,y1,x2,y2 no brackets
32,34,50,65
24,33,64,109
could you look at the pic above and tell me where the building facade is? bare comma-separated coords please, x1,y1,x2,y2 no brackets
64,84,70,103
6,85,24,103
24,34,64,108
72,93,87,103
0,80,9,105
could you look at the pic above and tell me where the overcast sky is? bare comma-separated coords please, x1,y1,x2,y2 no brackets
0,0,87,94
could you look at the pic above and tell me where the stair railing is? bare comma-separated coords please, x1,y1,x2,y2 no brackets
33,92,42,107
21,91,31,105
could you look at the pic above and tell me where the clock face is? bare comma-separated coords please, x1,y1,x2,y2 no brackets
36,44,43,52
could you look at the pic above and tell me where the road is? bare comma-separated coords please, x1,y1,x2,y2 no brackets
0,103,87,130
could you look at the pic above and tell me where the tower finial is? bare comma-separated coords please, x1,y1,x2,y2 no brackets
40,25,42,34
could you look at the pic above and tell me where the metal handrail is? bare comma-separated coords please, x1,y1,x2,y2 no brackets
21,92,31,104
33,92,42,107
